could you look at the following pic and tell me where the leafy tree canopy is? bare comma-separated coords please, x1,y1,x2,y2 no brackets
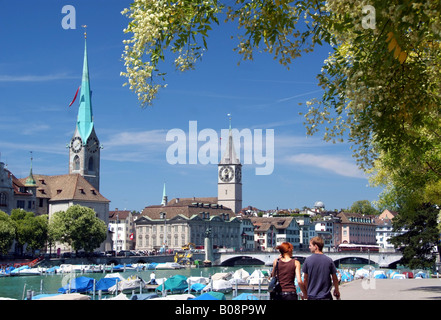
0,211,15,255
49,205,107,253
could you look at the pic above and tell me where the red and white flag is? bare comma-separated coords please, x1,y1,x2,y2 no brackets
68,85,81,107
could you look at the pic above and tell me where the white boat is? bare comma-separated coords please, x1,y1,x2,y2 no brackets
203,279,232,293
187,276,209,285
211,272,232,281
247,270,268,285
10,266,44,276
108,275,146,294
155,262,184,270
230,268,250,285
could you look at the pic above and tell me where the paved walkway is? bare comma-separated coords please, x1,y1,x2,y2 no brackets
339,278,441,300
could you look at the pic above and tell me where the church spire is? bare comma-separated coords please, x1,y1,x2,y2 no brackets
220,114,240,165
24,151,37,187
161,183,168,206
76,26,94,144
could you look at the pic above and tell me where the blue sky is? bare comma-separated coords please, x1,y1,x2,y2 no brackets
0,1,382,212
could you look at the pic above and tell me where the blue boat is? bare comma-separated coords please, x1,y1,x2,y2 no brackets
96,277,121,293
58,276,95,294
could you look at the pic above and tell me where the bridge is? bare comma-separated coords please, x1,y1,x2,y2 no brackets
214,251,403,268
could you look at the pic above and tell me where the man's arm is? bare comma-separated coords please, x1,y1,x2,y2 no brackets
331,273,340,299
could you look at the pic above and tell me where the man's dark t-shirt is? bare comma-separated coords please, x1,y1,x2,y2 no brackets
302,254,337,300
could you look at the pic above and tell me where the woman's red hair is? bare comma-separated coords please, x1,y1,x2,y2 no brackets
276,242,293,256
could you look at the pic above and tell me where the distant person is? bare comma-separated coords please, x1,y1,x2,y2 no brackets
302,237,340,300
270,242,307,300
149,271,157,285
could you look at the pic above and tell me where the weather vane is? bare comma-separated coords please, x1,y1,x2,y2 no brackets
82,25,87,39
227,113,232,130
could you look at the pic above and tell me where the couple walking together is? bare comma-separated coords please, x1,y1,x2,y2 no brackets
270,236,340,300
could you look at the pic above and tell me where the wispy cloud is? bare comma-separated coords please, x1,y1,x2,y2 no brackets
103,130,168,148
0,73,76,82
275,89,323,103
282,153,366,179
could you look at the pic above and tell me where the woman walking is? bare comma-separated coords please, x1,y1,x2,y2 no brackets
270,242,307,300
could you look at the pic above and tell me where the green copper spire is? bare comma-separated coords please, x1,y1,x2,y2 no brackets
25,152,37,187
161,183,168,206
76,29,94,144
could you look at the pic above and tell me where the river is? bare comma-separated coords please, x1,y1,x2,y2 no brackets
0,265,270,300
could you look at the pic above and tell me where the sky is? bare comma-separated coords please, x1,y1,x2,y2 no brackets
0,0,383,213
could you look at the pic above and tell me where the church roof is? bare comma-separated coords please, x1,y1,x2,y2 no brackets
19,173,109,203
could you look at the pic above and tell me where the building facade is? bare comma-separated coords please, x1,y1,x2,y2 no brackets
337,212,377,245
109,209,137,252
134,198,241,252
250,217,300,251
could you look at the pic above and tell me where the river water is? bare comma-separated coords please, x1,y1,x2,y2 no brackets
0,265,270,300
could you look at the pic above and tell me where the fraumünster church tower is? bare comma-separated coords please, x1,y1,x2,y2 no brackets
68,34,101,191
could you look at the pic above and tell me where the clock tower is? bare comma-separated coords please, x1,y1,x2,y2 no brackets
218,119,242,214
69,31,101,191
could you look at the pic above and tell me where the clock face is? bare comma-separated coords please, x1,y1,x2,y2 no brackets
219,165,234,182
235,166,242,182
71,136,83,153
87,136,99,153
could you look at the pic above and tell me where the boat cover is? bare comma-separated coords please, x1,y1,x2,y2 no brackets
156,275,188,293
58,276,95,294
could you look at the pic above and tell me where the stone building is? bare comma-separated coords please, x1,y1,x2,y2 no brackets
134,197,241,252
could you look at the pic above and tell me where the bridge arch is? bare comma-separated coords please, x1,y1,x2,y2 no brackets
219,255,266,266
333,256,375,267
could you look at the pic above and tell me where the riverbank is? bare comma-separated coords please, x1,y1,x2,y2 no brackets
339,278,441,300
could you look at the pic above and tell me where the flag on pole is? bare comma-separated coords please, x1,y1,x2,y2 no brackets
68,85,81,107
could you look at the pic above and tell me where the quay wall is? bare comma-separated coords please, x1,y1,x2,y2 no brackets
36,253,206,267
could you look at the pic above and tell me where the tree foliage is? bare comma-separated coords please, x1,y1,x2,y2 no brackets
0,211,15,255
389,204,439,269
121,1,441,261
349,200,379,216
49,205,107,253
11,209,48,254
121,0,441,174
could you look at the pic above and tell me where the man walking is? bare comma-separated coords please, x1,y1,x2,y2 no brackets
302,236,340,300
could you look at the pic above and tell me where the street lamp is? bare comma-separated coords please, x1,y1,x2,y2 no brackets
160,212,166,254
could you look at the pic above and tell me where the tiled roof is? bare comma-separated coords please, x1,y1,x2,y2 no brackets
19,174,109,203
139,197,234,221
337,211,376,224
249,217,295,230
109,210,132,221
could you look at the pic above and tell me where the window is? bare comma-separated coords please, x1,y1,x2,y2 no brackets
0,193,7,206
88,157,94,171
74,155,80,171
